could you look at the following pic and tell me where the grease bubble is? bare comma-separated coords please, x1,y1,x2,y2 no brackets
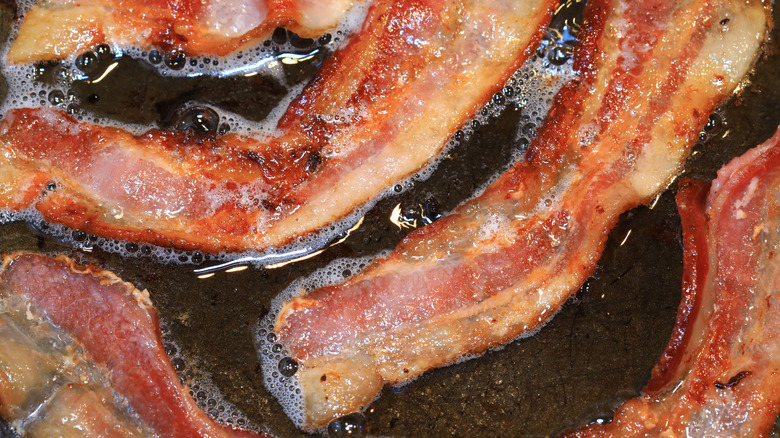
278,357,298,377
327,413,367,437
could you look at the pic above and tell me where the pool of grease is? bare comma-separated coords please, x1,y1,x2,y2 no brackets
0,1,779,437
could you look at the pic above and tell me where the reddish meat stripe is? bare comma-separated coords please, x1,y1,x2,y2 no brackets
271,0,770,429
0,252,266,438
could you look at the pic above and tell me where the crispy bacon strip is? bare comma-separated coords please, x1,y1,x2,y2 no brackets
0,0,556,253
566,127,780,437
272,0,770,429
0,252,265,437
7,0,354,63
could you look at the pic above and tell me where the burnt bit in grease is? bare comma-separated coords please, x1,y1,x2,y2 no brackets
247,151,262,163
714,371,751,389
306,150,322,172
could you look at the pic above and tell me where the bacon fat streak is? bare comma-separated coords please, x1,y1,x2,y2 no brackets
0,0,556,254
8,0,353,63
0,252,266,437
272,0,770,429
566,127,780,437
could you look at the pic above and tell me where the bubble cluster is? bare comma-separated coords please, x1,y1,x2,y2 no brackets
0,0,370,129
125,0,369,79
435,55,575,207
698,112,725,142
0,209,210,264
256,324,306,429
158,322,259,432
0,46,316,140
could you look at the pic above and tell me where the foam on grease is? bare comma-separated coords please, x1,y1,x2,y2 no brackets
157,321,263,433
0,0,371,133
256,253,382,430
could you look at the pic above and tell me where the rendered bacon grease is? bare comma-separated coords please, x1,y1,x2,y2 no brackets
567,127,780,437
7,0,354,63
0,252,265,437
0,0,557,255
269,0,770,430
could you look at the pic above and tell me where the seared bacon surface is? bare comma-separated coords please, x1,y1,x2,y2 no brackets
566,127,780,437
0,0,556,253
0,252,265,437
7,0,353,63
272,0,770,429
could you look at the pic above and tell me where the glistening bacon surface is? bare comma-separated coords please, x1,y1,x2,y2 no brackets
7,0,354,63
566,127,780,437
0,0,556,253
0,252,265,437
272,0,770,429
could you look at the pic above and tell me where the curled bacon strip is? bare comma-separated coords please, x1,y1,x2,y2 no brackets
0,252,265,437
7,0,354,63
272,0,770,429
566,127,780,437
0,0,556,253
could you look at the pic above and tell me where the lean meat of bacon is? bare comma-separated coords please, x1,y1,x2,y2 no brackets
566,127,780,437
0,0,556,254
0,252,265,437
7,0,354,63
271,0,770,429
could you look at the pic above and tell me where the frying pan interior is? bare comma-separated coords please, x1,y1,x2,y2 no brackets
0,1,779,437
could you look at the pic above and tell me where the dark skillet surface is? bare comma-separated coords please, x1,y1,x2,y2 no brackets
0,1,779,437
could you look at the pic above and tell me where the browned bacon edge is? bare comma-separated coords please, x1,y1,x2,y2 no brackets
641,178,711,399
270,0,771,429
0,252,267,437
0,0,556,254
565,126,780,437
7,0,353,63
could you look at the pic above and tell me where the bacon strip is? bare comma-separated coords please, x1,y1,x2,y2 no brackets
0,252,265,437
272,0,770,429
0,0,556,254
7,0,354,63
566,127,780,437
